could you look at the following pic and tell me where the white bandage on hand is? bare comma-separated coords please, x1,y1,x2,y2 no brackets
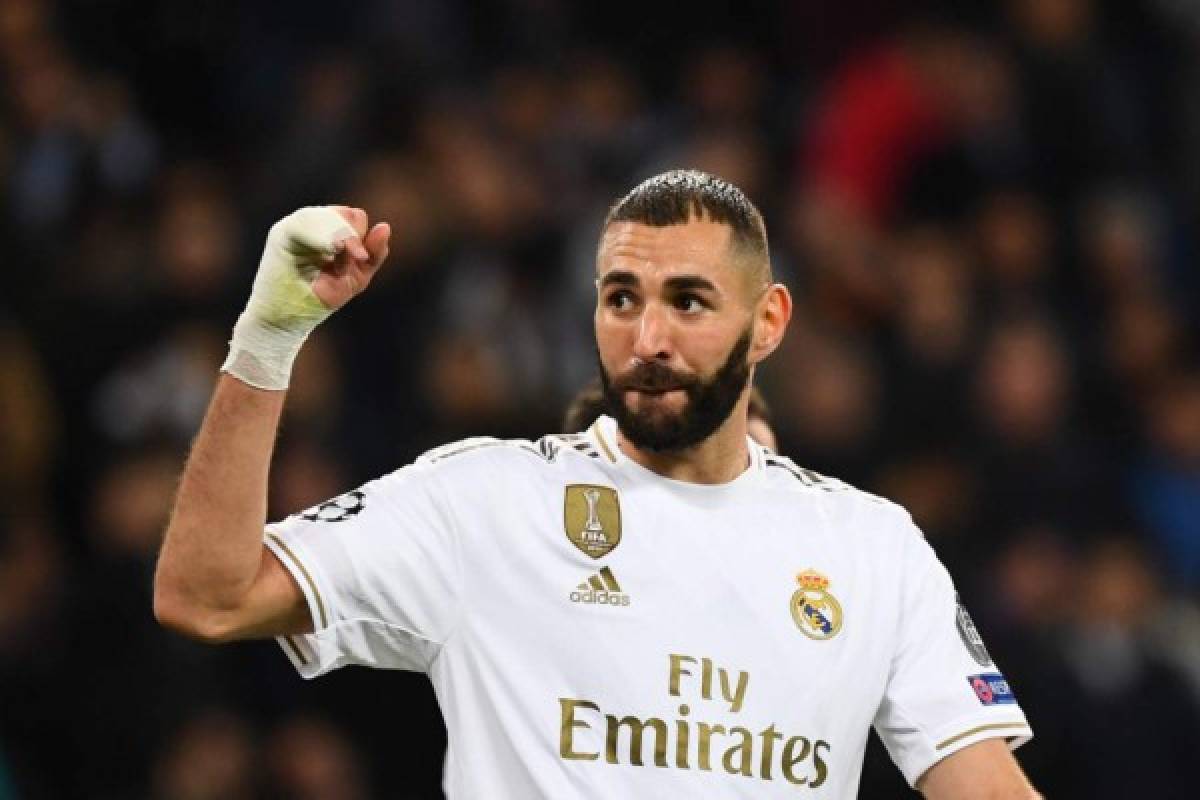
221,206,355,390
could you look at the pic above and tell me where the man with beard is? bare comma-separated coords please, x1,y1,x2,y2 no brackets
562,379,778,452
154,171,1038,798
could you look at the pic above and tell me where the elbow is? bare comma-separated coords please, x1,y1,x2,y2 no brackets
153,582,240,645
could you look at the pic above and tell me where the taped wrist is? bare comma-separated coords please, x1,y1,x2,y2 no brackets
222,312,312,390
219,206,352,390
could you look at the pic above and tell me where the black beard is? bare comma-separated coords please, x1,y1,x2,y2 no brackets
598,329,752,453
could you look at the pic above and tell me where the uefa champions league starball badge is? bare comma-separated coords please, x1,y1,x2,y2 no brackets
299,489,366,523
790,569,843,640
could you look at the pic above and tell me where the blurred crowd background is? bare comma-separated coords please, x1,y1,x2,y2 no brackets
1,0,1199,797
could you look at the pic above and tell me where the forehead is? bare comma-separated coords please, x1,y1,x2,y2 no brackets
597,219,737,284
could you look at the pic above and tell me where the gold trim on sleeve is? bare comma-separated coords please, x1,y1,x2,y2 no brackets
590,423,617,464
935,722,1030,751
267,532,329,629
282,635,309,666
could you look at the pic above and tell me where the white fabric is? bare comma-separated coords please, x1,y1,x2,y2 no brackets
265,416,1032,798
221,206,352,389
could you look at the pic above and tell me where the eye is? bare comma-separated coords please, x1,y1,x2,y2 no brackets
673,293,708,313
605,289,636,311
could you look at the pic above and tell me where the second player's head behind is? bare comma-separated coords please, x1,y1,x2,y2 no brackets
592,170,791,458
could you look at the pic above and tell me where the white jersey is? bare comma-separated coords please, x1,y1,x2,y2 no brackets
265,415,1032,798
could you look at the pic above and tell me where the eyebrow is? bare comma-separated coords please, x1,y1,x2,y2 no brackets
663,275,717,293
598,270,639,288
596,271,718,293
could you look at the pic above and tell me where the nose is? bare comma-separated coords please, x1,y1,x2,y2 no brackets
632,302,672,362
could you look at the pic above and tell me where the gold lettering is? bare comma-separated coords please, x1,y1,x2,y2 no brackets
759,724,782,780
668,654,695,697
811,739,830,788
559,699,600,761
719,667,749,712
675,705,691,769
781,736,811,785
721,726,755,777
559,679,834,788
697,722,725,771
606,715,668,767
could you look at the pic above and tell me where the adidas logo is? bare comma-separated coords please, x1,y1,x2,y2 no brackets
569,566,631,606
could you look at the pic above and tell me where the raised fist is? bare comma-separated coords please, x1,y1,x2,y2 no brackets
221,206,391,390
250,206,390,323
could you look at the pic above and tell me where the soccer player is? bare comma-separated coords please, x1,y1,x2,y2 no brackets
155,171,1039,798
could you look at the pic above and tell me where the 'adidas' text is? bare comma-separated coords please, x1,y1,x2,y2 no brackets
570,567,631,606
570,588,631,606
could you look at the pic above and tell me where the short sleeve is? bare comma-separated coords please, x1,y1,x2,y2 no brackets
873,521,1033,787
263,459,462,679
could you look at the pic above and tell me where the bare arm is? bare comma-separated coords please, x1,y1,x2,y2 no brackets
154,206,389,643
917,739,1040,800
153,376,307,641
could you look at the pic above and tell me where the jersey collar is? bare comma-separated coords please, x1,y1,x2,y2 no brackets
588,415,765,491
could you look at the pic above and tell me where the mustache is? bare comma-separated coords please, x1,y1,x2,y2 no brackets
606,361,699,392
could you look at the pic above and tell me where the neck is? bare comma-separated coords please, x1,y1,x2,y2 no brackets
614,396,751,485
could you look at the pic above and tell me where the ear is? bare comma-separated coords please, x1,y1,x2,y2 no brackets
749,284,792,365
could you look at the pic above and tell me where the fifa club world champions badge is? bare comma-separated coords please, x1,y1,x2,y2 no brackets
564,484,622,559
790,569,843,640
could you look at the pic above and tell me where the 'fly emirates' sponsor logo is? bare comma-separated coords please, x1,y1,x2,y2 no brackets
559,653,831,787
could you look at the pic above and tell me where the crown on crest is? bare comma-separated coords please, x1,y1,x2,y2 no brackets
796,569,830,591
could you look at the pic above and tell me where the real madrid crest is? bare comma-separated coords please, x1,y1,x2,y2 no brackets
790,569,843,640
564,484,622,559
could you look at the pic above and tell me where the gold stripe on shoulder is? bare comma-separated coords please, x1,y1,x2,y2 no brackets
590,422,617,463
267,532,329,629
935,721,1030,751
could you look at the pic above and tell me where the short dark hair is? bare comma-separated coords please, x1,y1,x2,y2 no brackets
562,378,607,433
603,170,770,271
